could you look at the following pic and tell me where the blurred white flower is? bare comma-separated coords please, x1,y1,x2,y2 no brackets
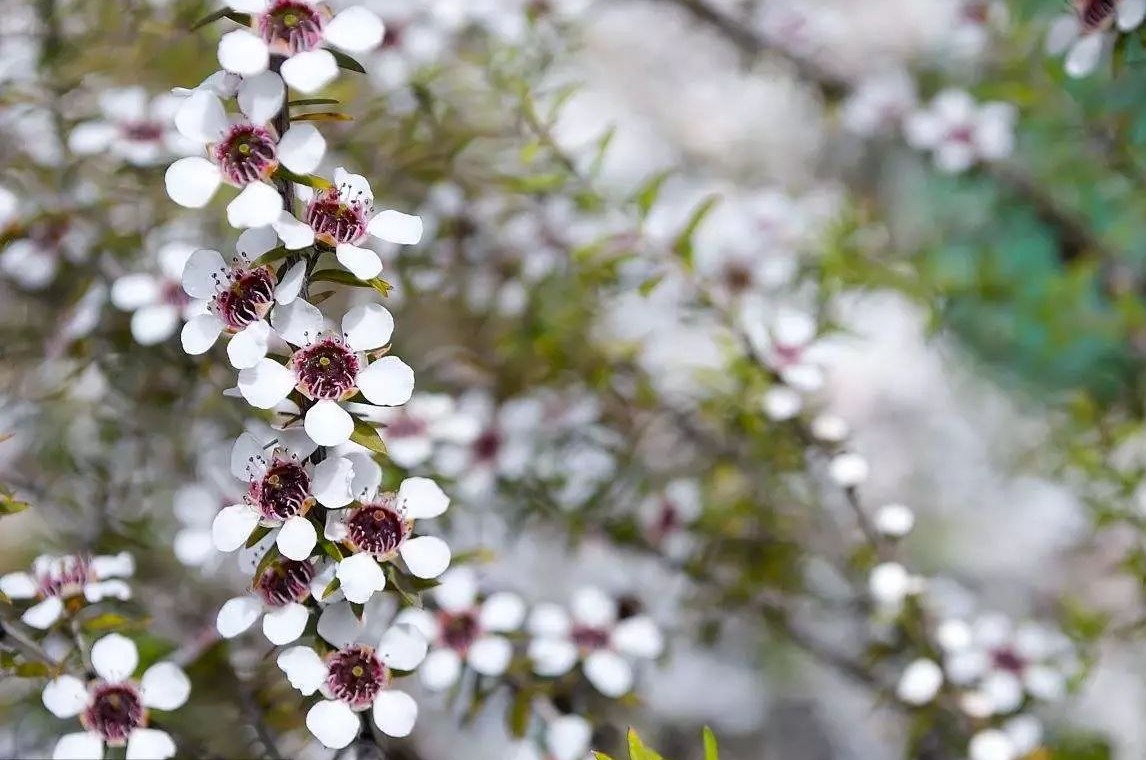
841,69,917,137
905,89,1016,174
875,503,916,538
829,452,869,487
0,552,133,629
1046,0,1146,78
968,715,1042,760
375,393,480,468
638,479,703,559
69,87,193,166
896,658,943,705
111,241,202,345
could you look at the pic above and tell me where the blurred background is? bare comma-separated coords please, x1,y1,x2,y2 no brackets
4,0,1146,758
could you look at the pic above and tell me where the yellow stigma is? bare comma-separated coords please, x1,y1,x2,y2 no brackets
351,665,364,677
318,356,331,367
284,13,298,26
238,143,252,156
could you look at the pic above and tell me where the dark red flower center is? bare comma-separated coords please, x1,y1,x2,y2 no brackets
571,626,610,652
1078,0,1117,31
36,555,94,598
289,337,361,400
259,0,325,54
121,121,166,143
82,683,145,745
210,265,276,331
253,559,315,607
439,611,480,653
345,501,408,557
325,645,389,709
472,429,501,463
991,647,1026,674
250,458,312,520
214,124,278,186
305,187,370,245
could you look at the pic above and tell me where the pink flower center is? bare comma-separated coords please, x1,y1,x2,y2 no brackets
344,500,408,557
210,265,277,331
214,124,278,186
991,647,1026,674
438,611,480,653
472,429,501,463
36,555,94,599
250,458,312,521
1078,0,1117,32
385,413,428,440
120,121,165,144
306,187,370,245
325,645,389,709
82,682,145,745
253,559,315,607
259,0,326,55
289,336,361,400
571,626,610,652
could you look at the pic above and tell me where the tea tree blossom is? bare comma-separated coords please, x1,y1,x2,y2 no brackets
375,392,480,468
111,241,201,345
1045,0,1146,78
527,587,664,698
905,90,1017,174
511,714,594,760
637,479,702,559
897,658,944,705
394,567,526,690
68,87,192,166
217,557,319,644
216,1,387,93
0,553,134,629
841,69,917,137
42,633,190,760
276,620,427,748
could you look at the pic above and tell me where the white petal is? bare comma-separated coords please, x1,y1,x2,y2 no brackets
583,649,633,697
275,261,306,305
897,658,944,705
372,690,418,737
231,432,269,481
53,733,104,760
432,567,477,612
68,121,118,154
42,675,89,718
217,595,263,638
271,210,315,250
611,615,663,659
181,314,223,355
336,554,386,603
278,124,326,174
272,298,325,346
218,29,270,76
277,516,318,561
419,648,461,691
325,7,386,52
358,356,415,406
528,636,578,677
237,70,284,124
480,592,526,632
342,303,394,352
0,572,37,599
968,729,1016,760
227,182,284,229
236,226,280,259
570,587,616,628
399,536,450,579
312,456,355,509
84,580,132,603
130,305,180,346
981,670,1024,714
22,596,63,629
165,157,221,208
263,601,310,645
367,210,423,245
547,715,593,760
1066,34,1105,78
398,476,448,520
527,603,571,637
174,90,228,143
238,358,296,409
125,729,176,760
307,700,360,749
335,243,383,280
139,663,191,710
346,452,383,499
317,603,365,647
91,633,139,682
378,624,428,671
393,608,438,642
1119,0,1146,31
111,274,160,311
1045,16,1080,56
227,321,271,369
467,635,512,676
212,504,261,551
305,400,355,447
91,551,134,579
277,645,328,695
182,248,228,299
281,49,339,94
227,0,269,12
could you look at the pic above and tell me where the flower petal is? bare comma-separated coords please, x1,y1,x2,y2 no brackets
182,248,228,299
217,595,263,638
227,182,284,229
111,274,160,311
227,320,271,369
346,452,383,500
277,645,328,695
262,601,310,645
610,615,663,660
92,551,135,579
432,567,477,612
570,587,616,629
325,7,386,52
304,400,355,447
165,157,221,208
139,663,191,710
1066,34,1105,79
281,49,338,94
271,297,325,346
131,305,180,346
307,700,359,749
125,728,176,760
238,358,296,409
275,261,306,305
367,210,423,245
271,210,315,250
377,623,428,671
467,634,512,676
336,553,386,604
583,649,633,697
278,124,326,174
276,516,318,561
236,226,279,259
527,603,571,637
335,243,383,280
372,690,418,738
398,535,450,579
0,572,37,599
174,90,228,143
42,675,89,718
528,636,577,677
357,356,415,406
22,596,64,629
237,70,284,124
212,504,260,551
181,314,223,356
342,303,394,352
480,592,526,632
418,648,461,691
547,715,593,760
218,29,270,76
52,733,104,760
312,456,355,509
397,476,449,520
91,632,139,683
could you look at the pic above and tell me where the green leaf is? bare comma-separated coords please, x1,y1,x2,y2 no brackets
254,543,281,579
273,167,333,190
703,728,718,760
507,687,533,738
14,662,52,678
244,525,273,549
190,8,250,30
253,245,292,266
632,169,674,220
627,729,665,760
292,111,354,122
638,273,664,297
672,194,720,271
309,269,393,297
350,419,387,456
383,565,420,607
330,49,367,74
289,98,340,107
80,613,137,633
592,754,614,760
320,576,340,600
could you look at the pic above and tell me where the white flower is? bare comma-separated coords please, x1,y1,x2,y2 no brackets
393,567,526,690
968,715,1042,760
112,242,203,346
868,562,924,610
527,587,663,697
939,613,1077,716
216,557,318,645
510,714,594,760
752,310,825,393
166,72,325,228
1046,0,1146,78
277,619,426,749
69,87,194,166
210,432,358,561
637,479,702,560
325,474,452,603
828,452,869,487
904,90,1017,174
42,633,190,760
896,658,944,705
275,167,422,279
841,69,917,137
178,228,305,367
374,393,477,468
432,392,537,501
217,1,386,93
0,552,134,630
874,503,915,538
174,483,229,569
762,385,803,421
236,300,414,446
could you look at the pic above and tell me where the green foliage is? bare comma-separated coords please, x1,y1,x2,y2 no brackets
593,729,717,760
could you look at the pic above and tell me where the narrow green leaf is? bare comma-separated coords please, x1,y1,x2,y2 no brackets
508,687,533,737
320,577,340,600
383,565,420,607
292,111,354,123
350,419,387,456
632,169,674,219
591,754,613,760
703,727,718,760
288,98,340,107
80,613,137,633
255,245,292,265
273,166,333,190
638,273,664,297
244,524,273,549
627,729,665,760
190,8,250,30
672,194,720,271
254,543,281,579
330,49,367,74
14,662,52,678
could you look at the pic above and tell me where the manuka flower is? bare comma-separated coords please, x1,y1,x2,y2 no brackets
394,566,526,690
527,587,664,698
111,241,201,346
236,299,415,445
69,87,194,167
1046,0,1146,78
42,633,190,760
904,90,1016,174
216,556,319,644
0,553,133,629
510,714,594,760
217,1,386,93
